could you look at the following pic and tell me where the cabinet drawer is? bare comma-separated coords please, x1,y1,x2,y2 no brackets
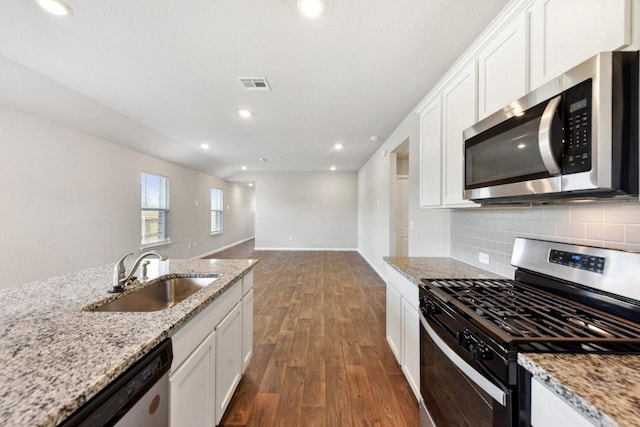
242,270,254,295
386,265,419,309
171,280,242,371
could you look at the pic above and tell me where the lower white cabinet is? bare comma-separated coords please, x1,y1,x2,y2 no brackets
215,303,243,425
531,378,594,427
242,288,254,370
169,331,216,426
169,270,254,426
385,265,420,400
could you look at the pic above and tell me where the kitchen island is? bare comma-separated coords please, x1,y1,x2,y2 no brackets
385,256,640,427
0,257,256,426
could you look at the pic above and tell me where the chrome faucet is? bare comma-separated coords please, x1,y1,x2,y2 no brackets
111,250,168,293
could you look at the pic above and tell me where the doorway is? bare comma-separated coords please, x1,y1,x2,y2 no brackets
390,139,410,257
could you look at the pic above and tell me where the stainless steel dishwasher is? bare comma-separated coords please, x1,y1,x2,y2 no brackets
60,338,173,427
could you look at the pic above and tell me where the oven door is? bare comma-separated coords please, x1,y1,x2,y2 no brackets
419,313,512,427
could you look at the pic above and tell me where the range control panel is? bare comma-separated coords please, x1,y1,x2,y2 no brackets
549,249,605,274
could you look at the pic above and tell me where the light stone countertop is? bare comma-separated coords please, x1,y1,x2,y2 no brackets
0,257,257,427
384,256,640,427
383,256,503,284
519,353,640,427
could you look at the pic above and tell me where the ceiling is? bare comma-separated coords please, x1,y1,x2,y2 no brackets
0,0,508,179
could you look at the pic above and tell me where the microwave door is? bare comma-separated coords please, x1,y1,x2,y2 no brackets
464,96,563,201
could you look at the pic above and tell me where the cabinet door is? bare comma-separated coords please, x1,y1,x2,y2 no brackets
419,96,443,207
478,12,529,119
386,282,403,363
529,0,631,89
169,331,216,427
442,61,479,207
242,288,254,371
531,378,594,426
401,299,420,400
215,302,243,424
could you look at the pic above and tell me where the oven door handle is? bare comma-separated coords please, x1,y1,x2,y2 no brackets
422,317,507,406
538,95,562,175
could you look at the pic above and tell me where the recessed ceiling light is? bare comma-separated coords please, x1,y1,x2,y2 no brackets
238,109,252,118
200,143,210,149
334,143,343,150
330,166,337,171
248,183,254,187
35,0,72,16
370,136,379,142
241,165,248,170
298,0,324,18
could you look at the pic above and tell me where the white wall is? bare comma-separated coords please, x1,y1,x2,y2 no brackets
452,203,640,278
357,112,451,277
239,172,357,250
0,105,255,289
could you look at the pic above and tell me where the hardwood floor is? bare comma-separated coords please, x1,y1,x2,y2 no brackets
209,240,419,427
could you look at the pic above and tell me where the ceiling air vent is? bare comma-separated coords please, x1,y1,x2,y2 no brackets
238,77,271,91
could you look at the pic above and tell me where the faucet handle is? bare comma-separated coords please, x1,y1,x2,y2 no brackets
115,252,134,274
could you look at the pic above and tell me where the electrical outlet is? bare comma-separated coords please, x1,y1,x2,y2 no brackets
479,252,490,265
193,241,199,248
289,235,293,241
188,242,192,249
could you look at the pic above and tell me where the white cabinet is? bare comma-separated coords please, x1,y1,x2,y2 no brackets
418,96,443,207
242,288,254,370
478,11,529,119
215,303,243,425
386,280,403,360
385,265,420,400
529,0,631,89
169,331,216,427
442,61,479,207
531,378,595,427
241,270,254,371
401,298,420,397
169,269,254,427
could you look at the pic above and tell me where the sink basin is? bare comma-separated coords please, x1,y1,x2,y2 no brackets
91,275,220,312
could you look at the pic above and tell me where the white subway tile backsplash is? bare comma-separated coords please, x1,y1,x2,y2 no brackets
543,206,571,221
571,205,604,223
625,225,640,244
604,203,640,224
532,220,556,235
556,222,585,238
586,223,624,242
451,203,638,272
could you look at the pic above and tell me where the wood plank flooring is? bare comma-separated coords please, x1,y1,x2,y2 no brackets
208,240,419,426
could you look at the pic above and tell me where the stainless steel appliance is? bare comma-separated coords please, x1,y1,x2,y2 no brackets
463,51,638,203
61,339,172,427
419,238,640,427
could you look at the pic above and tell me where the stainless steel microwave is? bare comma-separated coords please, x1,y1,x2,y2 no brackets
463,51,638,203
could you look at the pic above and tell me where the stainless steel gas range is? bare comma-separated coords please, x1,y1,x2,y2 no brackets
418,238,640,427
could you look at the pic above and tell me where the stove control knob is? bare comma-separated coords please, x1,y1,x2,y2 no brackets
471,343,492,361
422,299,440,315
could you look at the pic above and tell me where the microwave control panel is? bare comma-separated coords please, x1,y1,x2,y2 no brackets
563,79,592,174
549,249,605,274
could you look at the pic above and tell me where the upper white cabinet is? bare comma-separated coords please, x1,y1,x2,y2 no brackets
478,11,529,119
418,96,442,207
442,61,478,207
529,0,631,89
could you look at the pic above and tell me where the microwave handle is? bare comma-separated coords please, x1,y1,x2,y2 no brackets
538,95,562,175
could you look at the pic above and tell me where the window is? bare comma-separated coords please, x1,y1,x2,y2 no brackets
211,187,223,234
141,172,170,246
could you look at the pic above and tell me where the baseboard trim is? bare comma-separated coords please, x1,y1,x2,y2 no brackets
195,236,255,259
254,247,358,251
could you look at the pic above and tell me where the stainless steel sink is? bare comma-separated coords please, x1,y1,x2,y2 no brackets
91,275,220,312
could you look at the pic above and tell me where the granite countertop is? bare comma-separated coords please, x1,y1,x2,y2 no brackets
384,256,640,427
520,353,640,427
0,257,257,427
383,256,503,284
